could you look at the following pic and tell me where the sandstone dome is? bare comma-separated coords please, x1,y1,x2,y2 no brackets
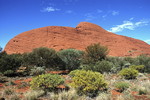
4,22,150,57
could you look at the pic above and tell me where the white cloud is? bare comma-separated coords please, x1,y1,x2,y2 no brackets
111,11,119,16
41,7,60,12
144,39,150,44
108,20,149,33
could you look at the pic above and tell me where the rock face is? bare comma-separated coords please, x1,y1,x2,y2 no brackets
4,22,150,56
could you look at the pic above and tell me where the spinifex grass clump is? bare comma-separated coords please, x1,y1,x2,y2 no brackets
69,70,107,97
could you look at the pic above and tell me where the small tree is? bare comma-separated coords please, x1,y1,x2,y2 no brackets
83,43,109,64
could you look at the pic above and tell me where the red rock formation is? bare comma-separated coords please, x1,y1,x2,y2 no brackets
4,22,150,57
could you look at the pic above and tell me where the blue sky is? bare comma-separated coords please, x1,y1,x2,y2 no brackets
0,0,150,49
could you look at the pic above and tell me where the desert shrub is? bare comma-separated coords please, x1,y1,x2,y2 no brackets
57,49,83,70
82,60,114,73
135,54,150,73
106,57,129,73
69,70,107,97
129,65,144,72
29,66,45,76
83,43,109,64
119,68,138,80
30,74,64,91
114,82,130,92
0,53,22,73
22,47,64,70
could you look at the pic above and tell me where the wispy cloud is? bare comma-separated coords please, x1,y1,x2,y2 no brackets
108,19,149,33
144,39,150,44
41,7,60,12
111,11,119,16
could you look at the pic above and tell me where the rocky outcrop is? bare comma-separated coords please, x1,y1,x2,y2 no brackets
4,22,150,57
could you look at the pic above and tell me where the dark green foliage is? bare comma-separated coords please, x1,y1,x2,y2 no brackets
3,70,15,77
83,43,109,64
135,54,150,73
0,52,22,73
30,74,64,91
22,47,64,70
82,60,114,73
119,68,138,80
115,82,130,92
69,70,107,97
58,49,84,70
106,57,129,72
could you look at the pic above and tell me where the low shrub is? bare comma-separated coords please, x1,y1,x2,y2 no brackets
69,70,107,97
114,82,130,92
129,65,144,72
119,68,138,80
30,74,64,91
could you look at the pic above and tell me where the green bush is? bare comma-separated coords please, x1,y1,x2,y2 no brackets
136,54,150,73
29,66,45,76
30,74,64,91
22,47,64,70
83,43,109,64
114,82,130,92
129,65,144,72
69,70,107,97
57,49,83,70
119,68,138,80
82,60,114,73
0,52,22,73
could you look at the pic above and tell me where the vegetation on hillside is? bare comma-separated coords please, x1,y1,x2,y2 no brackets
0,43,150,99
